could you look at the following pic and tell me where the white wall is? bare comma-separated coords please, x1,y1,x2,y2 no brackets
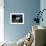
0,0,4,42
40,0,46,27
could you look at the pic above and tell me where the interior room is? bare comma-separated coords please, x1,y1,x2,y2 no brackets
0,0,46,46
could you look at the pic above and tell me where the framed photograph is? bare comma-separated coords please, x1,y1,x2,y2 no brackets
10,13,24,24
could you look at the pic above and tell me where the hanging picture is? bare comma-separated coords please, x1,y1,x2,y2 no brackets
10,13,24,24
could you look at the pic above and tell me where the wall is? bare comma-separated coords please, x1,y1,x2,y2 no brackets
40,0,46,27
0,0,4,42
4,0,40,42
40,0,46,45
